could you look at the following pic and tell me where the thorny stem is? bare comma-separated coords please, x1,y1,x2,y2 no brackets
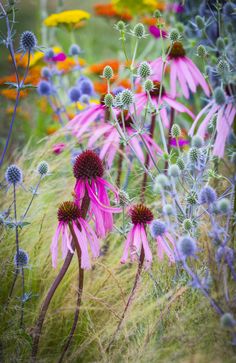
107,246,145,351
31,192,90,362
57,224,84,363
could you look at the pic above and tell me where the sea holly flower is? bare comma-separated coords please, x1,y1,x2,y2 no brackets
189,89,236,157
150,220,176,263
135,80,195,127
121,204,153,267
51,201,100,269
73,150,121,238
87,110,163,168
150,42,210,99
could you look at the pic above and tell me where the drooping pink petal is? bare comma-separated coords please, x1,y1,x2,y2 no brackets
68,105,102,130
178,58,197,93
140,224,152,264
133,224,142,254
74,180,86,203
50,223,63,269
134,93,148,114
88,124,113,147
170,57,177,98
157,235,175,263
61,225,69,259
79,218,100,258
86,181,122,213
120,227,135,264
162,95,195,118
73,224,91,270
128,135,145,164
176,59,190,99
99,129,119,160
185,58,210,97
160,107,170,128
189,100,214,136
142,133,163,155
96,177,120,200
197,104,220,137
90,201,106,238
95,180,114,233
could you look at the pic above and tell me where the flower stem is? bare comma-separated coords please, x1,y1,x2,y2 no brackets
31,193,90,361
19,267,25,329
116,143,124,188
107,246,145,351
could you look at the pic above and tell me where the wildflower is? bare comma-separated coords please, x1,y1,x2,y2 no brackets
41,67,52,79
135,80,194,128
168,164,181,178
150,220,175,263
68,87,81,103
199,186,217,205
50,201,99,269
69,44,82,56
19,31,37,53
94,3,132,21
52,143,66,155
37,161,49,176
44,10,90,28
151,42,210,99
5,165,23,186
137,61,152,79
37,80,52,96
102,65,114,80
177,236,197,259
191,135,204,148
189,89,236,157
217,198,231,214
149,25,168,39
121,204,153,267
79,79,94,96
14,249,29,267
73,150,121,238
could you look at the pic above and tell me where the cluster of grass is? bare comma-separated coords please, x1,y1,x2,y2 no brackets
0,133,235,363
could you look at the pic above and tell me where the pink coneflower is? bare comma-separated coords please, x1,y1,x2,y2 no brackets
73,150,121,238
87,111,163,168
68,95,109,140
189,91,236,157
149,25,168,39
52,143,66,154
150,42,210,99
135,80,195,127
121,204,153,267
170,137,189,148
48,52,67,62
150,220,176,263
51,201,100,269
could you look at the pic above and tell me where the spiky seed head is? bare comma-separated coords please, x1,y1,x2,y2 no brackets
189,147,200,163
68,87,81,103
169,28,180,42
69,44,81,56
5,165,23,185
14,249,29,267
120,89,134,107
171,124,181,138
199,186,217,204
57,201,81,223
155,174,169,188
217,60,230,75
104,93,114,108
163,204,174,216
113,93,123,108
115,20,126,32
130,204,153,225
37,161,49,176
73,150,104,180
103,65,113,80
220,313,236,329
150,220,166,238
37,80,52,96
195,15,205,30
153,9,161,18
176,157,185,171
168,164,181,178
138,61,152,79
20,31,37,52
183,219,193,231
197,45,207,58
217,198,231,214
214,87,226,105
216,37,225,50
144,79,154,92
41,67,52,79
133,23,145,38
186,192,197,205
191,135,204,148
178,236,197,258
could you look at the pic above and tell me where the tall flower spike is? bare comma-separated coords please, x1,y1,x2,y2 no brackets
73,150,121,238
150,41,210,99
121,204,153,267
50,201,100,269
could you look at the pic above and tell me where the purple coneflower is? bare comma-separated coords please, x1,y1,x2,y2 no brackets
51,201,99,269
150,42,210,99
135,80,195,127
121,204,153,267
73,150,121,238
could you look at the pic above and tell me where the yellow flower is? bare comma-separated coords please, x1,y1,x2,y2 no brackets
44,10,90,28
112,0,165,15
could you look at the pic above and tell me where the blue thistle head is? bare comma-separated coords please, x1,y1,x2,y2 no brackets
199,186,217,205
69,44,82,56
45,48,54,59
37,80,52,96
5,165,23,186
150,220,166,238
79,79,94,96
178,236,197,259
68,87,81,103
20,31,37,52
14,249,29,267
41,67,52,79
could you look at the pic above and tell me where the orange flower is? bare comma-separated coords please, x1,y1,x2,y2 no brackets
57,57,85,73
46,125,59,135
94,3,132,20
88,59,120,75
141,16,157,26
0,89,28,100
93,78,142,94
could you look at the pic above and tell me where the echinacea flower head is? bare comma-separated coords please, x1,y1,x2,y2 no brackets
151,41,210,99
5,165,23,186
51,201,100,269
73,150,121,238
44,10,90,28
121,204,153,266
